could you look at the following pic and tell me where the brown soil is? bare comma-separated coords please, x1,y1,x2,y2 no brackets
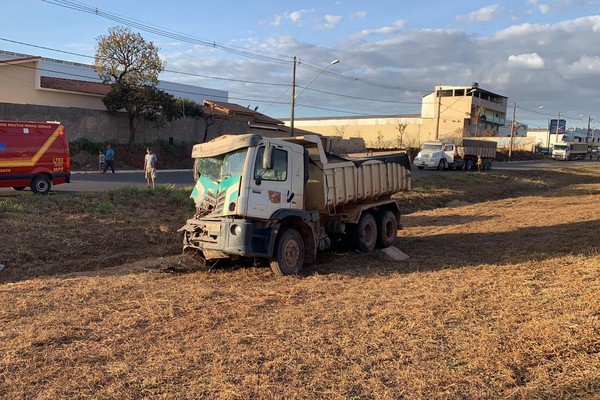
0,166,599,399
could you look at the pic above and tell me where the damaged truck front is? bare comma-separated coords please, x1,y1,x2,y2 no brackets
179,134,411,275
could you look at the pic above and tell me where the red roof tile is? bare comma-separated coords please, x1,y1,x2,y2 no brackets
40,76,110,96
204,99,283,126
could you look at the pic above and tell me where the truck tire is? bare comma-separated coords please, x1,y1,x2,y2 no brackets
465,160,473,170
355,212,377,253
31,175,51,195
376,210,398,248
270,227,304,276
486,160,493,170
437,159,446,171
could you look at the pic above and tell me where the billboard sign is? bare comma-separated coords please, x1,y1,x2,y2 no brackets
549,119,566,134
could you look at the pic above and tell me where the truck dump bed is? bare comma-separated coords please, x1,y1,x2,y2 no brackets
286,136,411,211
457,139,497,159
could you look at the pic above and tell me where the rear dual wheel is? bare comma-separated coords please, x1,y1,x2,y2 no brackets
354,210,399,252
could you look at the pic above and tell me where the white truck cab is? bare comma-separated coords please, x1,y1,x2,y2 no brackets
413,141,456,170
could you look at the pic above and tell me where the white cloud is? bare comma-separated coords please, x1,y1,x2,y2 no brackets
288,9,314,26
317,15,342,30
457,4,502,23
269,15,282,27
508,53,545,68
352,19,405,38
561,55,600,78
352,11,368,19
538,3,550,13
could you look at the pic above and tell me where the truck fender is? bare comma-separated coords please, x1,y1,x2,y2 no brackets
268,210,317,264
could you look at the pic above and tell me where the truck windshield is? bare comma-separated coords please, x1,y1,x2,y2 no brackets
553,145,567,151
194,148,248,182
422,144,443,151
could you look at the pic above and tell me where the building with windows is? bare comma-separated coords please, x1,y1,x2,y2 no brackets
284,83,509,148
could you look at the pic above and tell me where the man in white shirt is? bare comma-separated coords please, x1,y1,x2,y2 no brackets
144,147,158,188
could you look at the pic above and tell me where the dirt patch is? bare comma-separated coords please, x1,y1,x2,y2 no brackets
0,166,599,398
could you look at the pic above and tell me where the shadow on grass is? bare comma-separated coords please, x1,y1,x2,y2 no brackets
310,218,600,277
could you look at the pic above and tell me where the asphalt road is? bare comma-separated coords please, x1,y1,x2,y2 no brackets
1,158,599,195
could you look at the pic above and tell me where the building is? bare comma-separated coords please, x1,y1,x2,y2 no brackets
0,50,284,143
0,49,227,108
284,83,509,148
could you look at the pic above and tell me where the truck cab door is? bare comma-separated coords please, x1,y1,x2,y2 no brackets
246,144,296,220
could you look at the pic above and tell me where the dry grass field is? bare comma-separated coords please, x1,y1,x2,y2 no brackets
1,166,599,399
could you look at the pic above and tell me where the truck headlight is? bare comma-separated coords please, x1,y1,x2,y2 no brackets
231,224,242,236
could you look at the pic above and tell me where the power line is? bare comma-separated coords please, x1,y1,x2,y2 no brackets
41,0,430,93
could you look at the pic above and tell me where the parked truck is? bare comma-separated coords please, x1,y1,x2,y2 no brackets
179,134,412,275
551,142,589,161
413,138,497,170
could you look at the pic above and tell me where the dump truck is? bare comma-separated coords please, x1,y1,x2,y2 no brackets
179,134,412,275
413,138,497,170
551,142,589,161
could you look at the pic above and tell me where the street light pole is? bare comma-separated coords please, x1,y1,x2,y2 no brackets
434,85,442,140
290,58,339,136
509,102,516,161
290,56,297,136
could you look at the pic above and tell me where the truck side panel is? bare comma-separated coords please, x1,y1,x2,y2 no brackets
305,157,411,210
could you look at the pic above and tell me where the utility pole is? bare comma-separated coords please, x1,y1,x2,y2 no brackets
290,56,297,137
509,102,516,161
587,116,592,142
555,112,561,140
434,85,441,140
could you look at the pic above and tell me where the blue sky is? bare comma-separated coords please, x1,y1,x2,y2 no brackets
2,0,600,128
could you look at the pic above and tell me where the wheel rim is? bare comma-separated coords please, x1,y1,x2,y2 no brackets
384,220,395,240
364,223,375,243
283,240,301,267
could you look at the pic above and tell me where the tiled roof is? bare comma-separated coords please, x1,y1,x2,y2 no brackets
204,99,283,126
40,76,110,96
0,56,41,65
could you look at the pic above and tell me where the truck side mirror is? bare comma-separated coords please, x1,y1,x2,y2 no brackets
262,144,274,170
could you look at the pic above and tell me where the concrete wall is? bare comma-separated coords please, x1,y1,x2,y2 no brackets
0,102,249,144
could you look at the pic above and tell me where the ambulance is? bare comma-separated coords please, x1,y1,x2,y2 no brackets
0,120,71,194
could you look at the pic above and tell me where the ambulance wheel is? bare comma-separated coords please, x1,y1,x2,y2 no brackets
376,210,398,248
12,186,26,191
355,212,377,253
270,227,304,276
31,176,51,195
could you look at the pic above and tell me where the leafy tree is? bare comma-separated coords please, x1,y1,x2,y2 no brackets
95,26,168,144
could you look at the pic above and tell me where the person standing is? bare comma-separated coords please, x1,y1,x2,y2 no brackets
476,155,483,172
102,144,115,174
144,147,157,188
98,150,105,173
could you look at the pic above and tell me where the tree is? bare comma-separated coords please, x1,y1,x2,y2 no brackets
470,105,485,137
95,26,167,144
395,122,408,148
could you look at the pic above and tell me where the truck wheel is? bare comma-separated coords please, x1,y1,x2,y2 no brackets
270,227,304,276
355,212,377,253
465,160,473,170
486,160,493,170
12,186,26,191
31,176,51,195
376,210,398,248
437,159,446,171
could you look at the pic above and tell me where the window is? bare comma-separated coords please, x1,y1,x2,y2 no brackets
254,146,288,181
